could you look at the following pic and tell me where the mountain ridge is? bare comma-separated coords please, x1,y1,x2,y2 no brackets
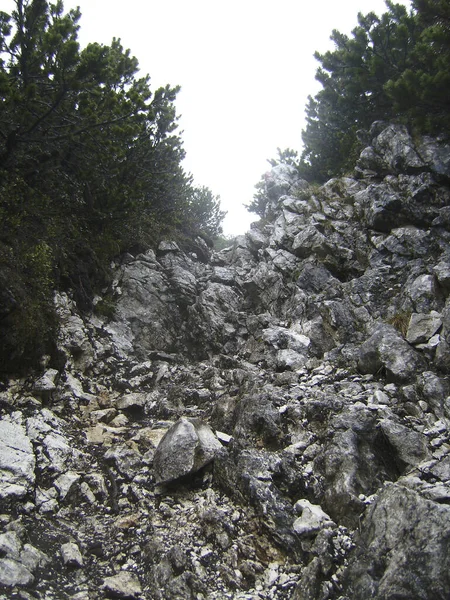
1,122,450,599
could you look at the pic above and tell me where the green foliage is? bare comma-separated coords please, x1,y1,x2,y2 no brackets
214,234,236,251
386,0,450,133
247,148,300,217
298,1,449,183
300,2,422,182
182,186,226,239
0,0,224,374
247,177,269,217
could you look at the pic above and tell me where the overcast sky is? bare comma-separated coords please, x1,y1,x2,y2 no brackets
5,0,411,235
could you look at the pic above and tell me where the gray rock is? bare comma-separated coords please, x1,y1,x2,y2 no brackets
292,225,330,258
55,292,94,369
406,311,442,344
153,418,222,484
292,500,335,537
0,531,48,587
3,122,450,599
265,164,300,203
102,571,142,598
417,135,450,178
378,419,430,467
158,240,181,254
0,557,34,587
372,124,425,174
42,431,75,473
107,258,184,358
406,273,441,313
344,483,450,599
54,471,80,500
246,226,268,251
434,260,450,293
33,368,59,395
116,392,148,411
0,417,35,499
358,324,424,382
354,183,404,232
61,542,83,567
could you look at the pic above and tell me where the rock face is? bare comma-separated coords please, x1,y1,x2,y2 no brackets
1,123,450,599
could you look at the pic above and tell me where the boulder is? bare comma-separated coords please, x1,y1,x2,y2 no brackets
358,323,424,382
344,483,450,599
0,417,35,499
406,311,442,344
102,571,142,599
0,531,48,587
153,418,222,484
292,500,335,537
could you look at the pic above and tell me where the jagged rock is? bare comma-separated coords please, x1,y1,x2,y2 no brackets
33,368,59,395
363,123,425,175
354,182,404,232
106,255,185,357
188,282,242,354
55,292,94,369
292,500,335,537
153,418,222,484
405,273,442,312
265,164,301,204
0,416,35,499
417,135,450,178
378,419,430,467
246,225,268,251
344,483,450,599
54,471,80,500
2,123,450,599
434,260,450,293
116,392,148,411
0,531,48,587
61,542,83,567
358,323,424,382
406,311,442,344
102,571,142,598
215,448,300,553
0,556,34,587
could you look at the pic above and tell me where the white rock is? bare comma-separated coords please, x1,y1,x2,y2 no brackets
42,432,73,473
0,557,34,586
34,369,59,394
154,418,222,484
293,499,335,537
54,471,80,500
61,542,83,567
0,418,35,499
216,431,232,445
406,311,442,345
102,571,142,598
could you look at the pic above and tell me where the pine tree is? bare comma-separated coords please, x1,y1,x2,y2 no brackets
0,0,224,373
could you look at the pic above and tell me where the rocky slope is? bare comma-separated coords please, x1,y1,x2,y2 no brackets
1,122,450,599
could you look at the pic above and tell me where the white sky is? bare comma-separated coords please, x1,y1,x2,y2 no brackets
4,0,411,235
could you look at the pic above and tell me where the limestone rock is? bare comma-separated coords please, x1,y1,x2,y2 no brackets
293,500,335,537
102,571,142,598
378,419,430,467
61,542,83,567
153,418,222,484
0,417,35,499
0,531,48,587
33,368,59,395
344,483,450,599
406,311,442,344
358,323,424,382
2,122,450,599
